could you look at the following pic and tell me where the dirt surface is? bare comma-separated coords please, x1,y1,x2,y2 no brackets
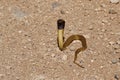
0,0,120,80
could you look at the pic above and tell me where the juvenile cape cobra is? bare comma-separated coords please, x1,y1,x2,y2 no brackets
57,19,87,68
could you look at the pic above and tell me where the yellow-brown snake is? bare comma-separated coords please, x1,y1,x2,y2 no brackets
57,19,87,68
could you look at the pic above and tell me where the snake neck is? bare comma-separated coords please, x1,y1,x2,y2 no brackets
58,29,64,50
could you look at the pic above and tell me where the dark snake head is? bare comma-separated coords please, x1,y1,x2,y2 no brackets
57,19,65,29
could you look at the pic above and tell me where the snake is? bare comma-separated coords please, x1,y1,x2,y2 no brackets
57,19,87,68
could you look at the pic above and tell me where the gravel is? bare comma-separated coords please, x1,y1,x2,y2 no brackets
110,0,119,4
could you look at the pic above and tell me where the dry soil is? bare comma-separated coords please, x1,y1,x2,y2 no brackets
0,0,120,80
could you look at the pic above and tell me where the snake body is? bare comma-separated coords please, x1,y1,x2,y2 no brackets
57,19,87,67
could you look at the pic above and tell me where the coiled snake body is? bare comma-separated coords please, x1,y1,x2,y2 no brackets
57,19,87,68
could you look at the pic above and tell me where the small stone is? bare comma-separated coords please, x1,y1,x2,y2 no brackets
34,75,46,80
110,16,115,20
79,60,84,64
16,77,20,80
62,55,67,61
100,4,106,8
51,54,55,58
104,38,108,41
91,59,94,63
23,46,27,48
76,72,80,76
47,48,52,52
100,66,104,69
102,19,108,23
109,41,115,45
110,0,119,4
42,43,45,46
12,7,27,19
70,46,75,51
94,8,101,12
115,76,119,80
60,10,65,14
117,41,120,45
111,59,118,64
109,9,117,14
88,26,94,30
52,2,60,9
113,44,119,49
6,66,12,69
28,39,31,41
110,32,115,35
115,32,120,35
101,29,106,32
114,74,120,80
84,34,90,39
0,74,4,78
116,49,120,53
50,38,54,41
18,30,22,33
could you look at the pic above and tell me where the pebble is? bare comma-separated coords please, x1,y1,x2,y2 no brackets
6,66,12,69
12,7,27,19
114,74,120,80
0,74,4,78
34,75,46,80
117,41,120,45
52,2,60,9
111,59,118,64
70,46,75,51
115,32,120,35
28,39,32,41
16,77,20,80
100,66,104,69
84,34,90,39
88,26,94,30
60,10,65,14
110,0,119,4
116,49,120,53
62,55,67,61
109,41,115,45
79,60,84,64
113,44,119,49
102,19,108,24
47,48,52,52
109,9,117,14
18,30,22,33
91,59,94,63
101,29,106,32
51,54,55,58
100,4,106,8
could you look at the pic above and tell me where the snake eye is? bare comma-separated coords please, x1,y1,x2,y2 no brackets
57,19,65,29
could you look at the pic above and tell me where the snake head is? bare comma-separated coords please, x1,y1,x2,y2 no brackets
57,19,65,29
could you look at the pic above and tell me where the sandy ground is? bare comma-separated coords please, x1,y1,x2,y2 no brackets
0,0,120,80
